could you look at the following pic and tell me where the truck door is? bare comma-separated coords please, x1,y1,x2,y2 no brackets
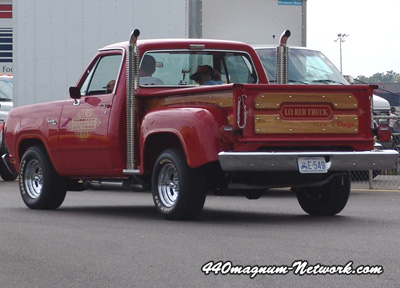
59,53,122,171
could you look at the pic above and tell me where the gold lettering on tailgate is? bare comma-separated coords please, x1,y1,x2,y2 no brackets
280,104,332,120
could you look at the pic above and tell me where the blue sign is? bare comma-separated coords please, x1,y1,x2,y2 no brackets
278,0,303,5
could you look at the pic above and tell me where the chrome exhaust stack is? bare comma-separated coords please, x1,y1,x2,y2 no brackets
276,30,291,84
124,29,140,175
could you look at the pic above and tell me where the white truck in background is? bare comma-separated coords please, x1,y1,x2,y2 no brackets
253,43,391,120
0,73,12,121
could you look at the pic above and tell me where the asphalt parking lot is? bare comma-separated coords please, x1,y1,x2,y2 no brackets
1,180,399,288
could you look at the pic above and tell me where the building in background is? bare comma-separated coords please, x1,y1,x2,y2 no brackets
12,0,306,106
0,0,12,74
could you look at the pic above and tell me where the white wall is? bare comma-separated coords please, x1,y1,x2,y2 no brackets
13,0,305,106
13,0,187,106
202,0,304,45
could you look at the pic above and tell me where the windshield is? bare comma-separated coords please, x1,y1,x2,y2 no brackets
256,47,348,85
0,78,12,100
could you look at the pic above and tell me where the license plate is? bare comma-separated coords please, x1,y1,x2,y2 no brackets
298,157,327,173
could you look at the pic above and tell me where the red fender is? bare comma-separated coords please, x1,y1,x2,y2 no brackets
140,106,228,169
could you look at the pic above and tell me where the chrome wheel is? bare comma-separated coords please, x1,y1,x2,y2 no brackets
152,149,206,220
24,159,43,199
19,146,67,210
158,163,179,208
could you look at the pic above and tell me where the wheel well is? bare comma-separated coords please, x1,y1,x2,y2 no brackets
18,139,45,163
142,132,182,175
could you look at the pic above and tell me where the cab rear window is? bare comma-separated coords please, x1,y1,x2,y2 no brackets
141,50,257,86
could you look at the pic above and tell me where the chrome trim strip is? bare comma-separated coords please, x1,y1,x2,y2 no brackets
123,169,140,175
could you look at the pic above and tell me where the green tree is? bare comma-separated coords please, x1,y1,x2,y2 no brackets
357,75,369,83
357,70,400,83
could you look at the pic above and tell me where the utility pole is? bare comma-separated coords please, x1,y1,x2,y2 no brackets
334,33,348,73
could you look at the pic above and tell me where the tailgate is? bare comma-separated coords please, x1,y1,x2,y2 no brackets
233,84,374,151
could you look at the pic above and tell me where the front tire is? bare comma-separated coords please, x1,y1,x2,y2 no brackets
152,149,206,220
296,172,351,216
19,146,66,209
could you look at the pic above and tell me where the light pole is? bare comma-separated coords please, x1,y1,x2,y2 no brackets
334,33,348,73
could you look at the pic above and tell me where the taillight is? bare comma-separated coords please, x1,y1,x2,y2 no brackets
377,124,391,142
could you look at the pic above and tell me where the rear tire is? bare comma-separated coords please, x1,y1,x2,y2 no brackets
19,146,66,209
296,172,351,216
152,149,206,220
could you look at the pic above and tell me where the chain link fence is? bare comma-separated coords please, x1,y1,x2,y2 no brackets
351,114,400,190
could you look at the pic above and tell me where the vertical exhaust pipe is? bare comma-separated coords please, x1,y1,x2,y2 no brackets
276,30,291,84
124,29,140,174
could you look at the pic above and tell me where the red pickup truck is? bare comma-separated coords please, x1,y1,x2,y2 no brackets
2,30,398,219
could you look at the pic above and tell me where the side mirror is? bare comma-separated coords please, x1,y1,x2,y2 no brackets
69,86,81,99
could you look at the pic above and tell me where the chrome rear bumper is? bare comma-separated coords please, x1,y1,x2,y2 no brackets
218,150,399,172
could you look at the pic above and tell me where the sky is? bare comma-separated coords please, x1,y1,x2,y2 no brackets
307,0,400,78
